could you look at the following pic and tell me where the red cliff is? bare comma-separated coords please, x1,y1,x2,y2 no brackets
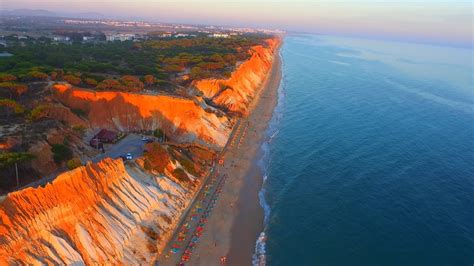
0,157,200,264
194,38,280,116
0,37,281,264
52,84,231,148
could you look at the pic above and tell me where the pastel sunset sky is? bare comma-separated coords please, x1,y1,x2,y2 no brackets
2,0,473,47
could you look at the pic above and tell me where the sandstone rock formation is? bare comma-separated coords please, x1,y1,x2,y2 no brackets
194,38,280,116
0,37,280,264
52,84,231,148
0,157,199,264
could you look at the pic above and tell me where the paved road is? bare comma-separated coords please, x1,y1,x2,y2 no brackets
93,134,145,162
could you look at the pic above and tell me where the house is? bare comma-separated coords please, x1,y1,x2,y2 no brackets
209,33,230,38
90,129,119,147
53,36,70,42
105,33,135,42
82,36,95,42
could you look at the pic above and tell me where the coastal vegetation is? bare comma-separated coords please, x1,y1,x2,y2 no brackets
0,33,270,192
1,34,269,92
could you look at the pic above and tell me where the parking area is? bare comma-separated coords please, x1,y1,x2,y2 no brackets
92,134,146,163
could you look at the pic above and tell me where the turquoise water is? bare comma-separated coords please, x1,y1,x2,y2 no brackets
256,35,474,266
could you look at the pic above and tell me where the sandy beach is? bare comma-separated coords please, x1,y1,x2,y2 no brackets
184,45,282,266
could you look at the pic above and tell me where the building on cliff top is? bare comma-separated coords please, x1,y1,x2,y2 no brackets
90,129,119,147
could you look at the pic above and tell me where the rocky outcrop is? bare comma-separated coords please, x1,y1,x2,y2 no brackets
41,105,88,127
194,38,280,116
52,84,231,148
0,157,200,265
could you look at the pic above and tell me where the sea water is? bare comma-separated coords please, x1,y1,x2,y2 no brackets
255,35,474,266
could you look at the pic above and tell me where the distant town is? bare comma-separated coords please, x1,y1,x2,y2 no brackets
0,14,285,46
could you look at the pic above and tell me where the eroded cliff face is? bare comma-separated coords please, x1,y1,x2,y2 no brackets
194,38,280,116
0,156,201,265
52,84,231,148
0,37,281,264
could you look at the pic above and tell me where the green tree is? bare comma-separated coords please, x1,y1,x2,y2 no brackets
0,82,28,98
153,128,164,139
0,98,25,120
66,158,82,170
23,71,48,82
29,104,50,121
144,75,155,86
120,75,144,91
51,144,73,164
0,73,17,82
83,78,97,87
96,79,123,91
64,75,81,86
0,152,35,187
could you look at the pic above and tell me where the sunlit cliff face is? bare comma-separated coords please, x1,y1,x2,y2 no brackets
53,84,231,148
194,38,280,116
0,37,281,264
0,157,199,264
51,38,279,147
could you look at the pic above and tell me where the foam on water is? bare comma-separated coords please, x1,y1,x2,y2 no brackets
261,34,474,266
252,53,286,266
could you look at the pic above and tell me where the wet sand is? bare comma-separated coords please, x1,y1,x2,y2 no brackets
187,47,282,266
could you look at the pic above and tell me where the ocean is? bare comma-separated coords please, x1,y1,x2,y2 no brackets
255,35,474,266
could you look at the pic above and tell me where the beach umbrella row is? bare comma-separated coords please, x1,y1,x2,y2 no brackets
178,174,229,263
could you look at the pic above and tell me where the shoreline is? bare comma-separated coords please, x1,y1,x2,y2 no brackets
186,44,282,266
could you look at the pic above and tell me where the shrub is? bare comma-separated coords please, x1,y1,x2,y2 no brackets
71,124,86,135
66,157,82,170
144,75,155,86
120,75,144,91
23,71,48,82
71,108,87,117
63,75,81,86
0,82,28,98
153,128,164,139
0,98,25,115
0,152,35,169
83,78,97,87
96,79,123,91
0,74,17,82
50,69,64,81
178,156,198,176
29,105,50,121
51,143,73,164
172,168,189,183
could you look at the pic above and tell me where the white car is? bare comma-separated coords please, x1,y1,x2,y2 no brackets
121,153,133,160
141,137,153,143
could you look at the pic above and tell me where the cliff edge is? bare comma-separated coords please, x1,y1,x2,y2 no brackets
194,38,280,116
0,156,200,264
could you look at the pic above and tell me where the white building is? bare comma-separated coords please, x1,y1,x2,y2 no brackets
106,33,135,42
174,33,190,38
209,33,230,38
53,36,71,42
82,36,95,41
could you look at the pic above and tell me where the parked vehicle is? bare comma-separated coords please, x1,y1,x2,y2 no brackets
121,153,133,160
141,137,153,143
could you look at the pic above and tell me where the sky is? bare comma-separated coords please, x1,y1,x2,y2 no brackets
2,0,473,47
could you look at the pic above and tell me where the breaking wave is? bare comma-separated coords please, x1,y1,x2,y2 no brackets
252,54,286,266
